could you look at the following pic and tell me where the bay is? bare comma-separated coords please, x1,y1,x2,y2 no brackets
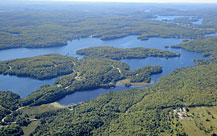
0,35,207,103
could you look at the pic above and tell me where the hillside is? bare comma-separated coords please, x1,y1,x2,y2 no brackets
171,36,217,65
0,54,78,80
22,58,162,106
0,3,216,50
22,64,217,136
1,2,217,136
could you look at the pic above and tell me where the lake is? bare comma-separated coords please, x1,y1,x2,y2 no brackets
152,15,187,21
205,32,217,37
152,15,203,25
192,19,203,25
57,83,152,105
58,41,207,105
0,36,207,104
0,36,183,61
0,75,59,98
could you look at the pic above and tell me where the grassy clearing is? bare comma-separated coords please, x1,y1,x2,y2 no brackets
117,79,150,86
22,120,39,136
21,102,65,115
20,103,65,136
49,102,65,108
181,106,217,136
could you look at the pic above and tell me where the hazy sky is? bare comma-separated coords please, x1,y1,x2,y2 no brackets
42,0,217,3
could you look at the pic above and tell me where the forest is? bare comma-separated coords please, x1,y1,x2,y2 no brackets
1,63,216,136
171,36,217,65
22,58,162,106
1,39,217,135
0,3,217,50
76,46,180,59
0,46,171,80
0,2,217,136
27,64,217,136
0,46,168,106
0,54,78,80
0,91,20,121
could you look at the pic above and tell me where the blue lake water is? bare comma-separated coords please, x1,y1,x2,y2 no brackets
0,36,183,61
0,75,58,98
58,45,207,105
57,83,152,105
205,32,217,37
192,19,203,25
0,35,207,104
152,16,186,21
152,15,203,25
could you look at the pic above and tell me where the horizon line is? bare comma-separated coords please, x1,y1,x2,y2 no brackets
28,0,217,3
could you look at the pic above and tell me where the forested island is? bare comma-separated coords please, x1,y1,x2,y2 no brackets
1,1,217,136
0,54,78,80
0,47,169,81
0,45,177,106
76,46,180,59
21,58,162,106
0,48,167,106
1,38,217,135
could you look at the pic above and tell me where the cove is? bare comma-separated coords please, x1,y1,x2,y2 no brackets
0,75,59,98
57,84,152,106
0,35,207,103
58,48,206,105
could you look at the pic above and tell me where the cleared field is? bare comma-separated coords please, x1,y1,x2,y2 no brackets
21,103,65,135
181,106,217,136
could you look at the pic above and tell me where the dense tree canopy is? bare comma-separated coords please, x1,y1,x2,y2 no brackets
22,58,162,106
0,3,216,50
1,3,217,136
171,36,217,65
0,91,20,121
28,64,217,136
77,46,180,59
0,54,78,80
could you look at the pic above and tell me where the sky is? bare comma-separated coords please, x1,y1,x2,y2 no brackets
3,0,217,3
39,0,217,3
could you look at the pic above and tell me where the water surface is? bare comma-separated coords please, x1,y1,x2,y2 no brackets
58,47,206,105
205,32,217,37
0,75,58,98
0,36,183,61
152,15,203,25
121,50,207,83
0,36,207,103
192,19,203,25
58,84,151,106
152,16,184,21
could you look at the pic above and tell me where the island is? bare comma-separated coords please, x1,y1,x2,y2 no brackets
22,58,162,106
76,46,180,59
1,2,217,136
0,54,78,80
